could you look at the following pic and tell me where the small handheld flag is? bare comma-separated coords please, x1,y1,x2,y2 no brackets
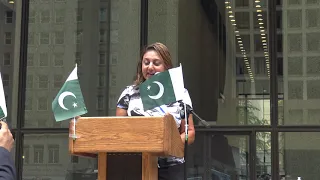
52,65,87,121
139,65,185,111
0,73,7,120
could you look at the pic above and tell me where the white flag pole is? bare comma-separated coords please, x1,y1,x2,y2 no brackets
181,63,188,141
68,117,77,140
183,102,189,180
73,117,77,140
184,102,188,141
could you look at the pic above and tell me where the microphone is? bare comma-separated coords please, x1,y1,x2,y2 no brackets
179,101,210,127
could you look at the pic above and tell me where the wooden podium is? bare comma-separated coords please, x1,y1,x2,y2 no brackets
69,114,184,180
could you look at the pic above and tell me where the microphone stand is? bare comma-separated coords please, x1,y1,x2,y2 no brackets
180,102,210,180
181,103,210,127
188,108,210,127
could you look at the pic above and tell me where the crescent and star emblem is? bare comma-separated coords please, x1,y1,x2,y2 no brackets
147,81,164,99
58,91,78,110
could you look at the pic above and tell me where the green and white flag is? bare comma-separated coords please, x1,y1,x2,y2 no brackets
52,65,87,121
140,65,185,111
0,73,7,120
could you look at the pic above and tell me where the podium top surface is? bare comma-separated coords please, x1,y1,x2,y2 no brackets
69,115,184,158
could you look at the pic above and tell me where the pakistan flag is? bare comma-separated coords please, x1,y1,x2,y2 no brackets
52,65,87,121
0,73,7,120
140,65,185,111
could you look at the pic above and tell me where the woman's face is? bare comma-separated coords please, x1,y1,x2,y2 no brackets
142,50,166,80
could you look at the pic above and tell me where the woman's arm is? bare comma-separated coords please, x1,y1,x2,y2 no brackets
179,114,195,145
116,107,128,116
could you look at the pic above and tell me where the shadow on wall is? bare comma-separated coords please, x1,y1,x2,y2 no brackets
179,0,227,122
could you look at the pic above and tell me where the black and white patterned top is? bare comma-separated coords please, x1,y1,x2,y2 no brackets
117,85,192,167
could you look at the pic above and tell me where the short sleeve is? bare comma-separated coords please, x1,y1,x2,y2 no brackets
182,88,192,108
117,87,130,110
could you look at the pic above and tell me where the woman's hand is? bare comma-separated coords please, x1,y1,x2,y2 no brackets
0,121,14,152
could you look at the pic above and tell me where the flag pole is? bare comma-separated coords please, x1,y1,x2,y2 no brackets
184,103,188,141
184,102,188,180
72,117,77,140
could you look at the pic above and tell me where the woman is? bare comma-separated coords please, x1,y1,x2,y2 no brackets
116,42,195,180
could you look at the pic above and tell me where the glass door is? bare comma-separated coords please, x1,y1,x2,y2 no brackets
187,131,253,180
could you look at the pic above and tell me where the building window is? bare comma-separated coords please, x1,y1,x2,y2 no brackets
25,96,33,110
48,145,59,164
23,146,30,164
99,53,106,65
111,11,119,22
54,75,63,88
54,53,64,66
5,11,13,24
99,8,107,22
55,9,65,23
38,75,48,89
97,96,104,110
111,30,119,43
111,53,118,66
99,30,106,43
37,97,48,110
75,52,81,65
39,53,49,66
277,10,282,30
26,74,33,89
110,73,116,87
40,32,50,44
75,30,82,44
236,58,249,75
28,32,35,45
98,74,105,87
76,8,83,22
54,31,64,45
27,53,34,66
4,32,12,45
40,10,50,23
33,145,44,164
235,12,250,30
254,57,267,75
3,53,11,66
254,34,265,52
2,74,9,87
235,0,249,7
29,11,36,23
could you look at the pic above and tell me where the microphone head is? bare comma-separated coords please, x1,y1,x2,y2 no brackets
179,105,185,119
180,110,185,119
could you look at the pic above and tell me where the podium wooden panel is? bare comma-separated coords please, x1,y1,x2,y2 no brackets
69,114,184,180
